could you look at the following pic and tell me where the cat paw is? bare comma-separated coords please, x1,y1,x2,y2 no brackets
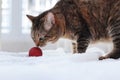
99,56,108,60
99,53,120,60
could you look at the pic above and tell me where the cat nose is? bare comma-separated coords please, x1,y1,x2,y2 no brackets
34,39,40,47
35,42,39,47
36,43,40,47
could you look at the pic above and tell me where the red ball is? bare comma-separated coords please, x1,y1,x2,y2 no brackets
29,47,43,57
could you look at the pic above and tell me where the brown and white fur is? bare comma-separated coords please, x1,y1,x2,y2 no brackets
27,0,120,60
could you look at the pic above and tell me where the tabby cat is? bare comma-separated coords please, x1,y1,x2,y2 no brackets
27,0,120,60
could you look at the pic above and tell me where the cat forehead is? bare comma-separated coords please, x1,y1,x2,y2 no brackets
31,11,49,29
32,21,45,31
32,17,42,25
33,16,45,25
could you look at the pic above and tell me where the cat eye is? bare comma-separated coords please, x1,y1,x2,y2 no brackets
39,37,45,41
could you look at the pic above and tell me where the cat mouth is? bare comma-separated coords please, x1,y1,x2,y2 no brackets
36,42,46,47
34,38,46,47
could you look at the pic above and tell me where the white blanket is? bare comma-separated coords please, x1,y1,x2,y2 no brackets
0,48,120,80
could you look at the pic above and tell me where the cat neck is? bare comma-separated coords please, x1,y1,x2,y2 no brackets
50,6,80,40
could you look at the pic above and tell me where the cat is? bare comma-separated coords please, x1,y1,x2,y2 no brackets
27,0,120,60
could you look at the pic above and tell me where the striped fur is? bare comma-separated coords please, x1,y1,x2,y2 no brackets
27,0,120,60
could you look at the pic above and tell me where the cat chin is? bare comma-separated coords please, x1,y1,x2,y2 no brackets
38,41,54,47
38,43,47,47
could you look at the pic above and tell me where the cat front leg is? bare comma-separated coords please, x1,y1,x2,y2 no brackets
77,37,90,53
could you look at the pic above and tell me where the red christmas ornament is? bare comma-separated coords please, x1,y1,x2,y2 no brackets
29,47,43,57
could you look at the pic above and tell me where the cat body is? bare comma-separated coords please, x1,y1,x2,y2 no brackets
27,0,120,60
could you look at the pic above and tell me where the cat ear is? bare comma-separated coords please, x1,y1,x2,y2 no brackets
44,12,55,31
26,15,35,22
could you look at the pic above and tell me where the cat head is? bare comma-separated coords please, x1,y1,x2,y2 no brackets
27,12,60,47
